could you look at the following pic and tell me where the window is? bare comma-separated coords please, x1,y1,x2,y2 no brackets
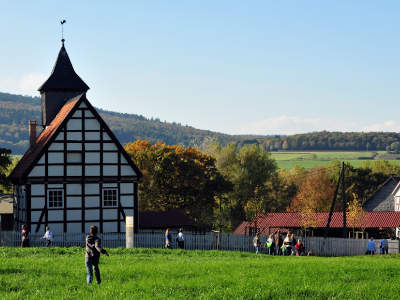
103,188,118,207
48,189,64,208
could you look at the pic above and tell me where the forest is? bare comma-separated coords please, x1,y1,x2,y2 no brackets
0,92,258,154
2,92,400,155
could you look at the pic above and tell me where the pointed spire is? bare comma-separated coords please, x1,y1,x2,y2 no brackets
38,43,89,92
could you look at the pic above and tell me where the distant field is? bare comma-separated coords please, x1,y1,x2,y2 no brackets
1,247,400,299
271,151,400,169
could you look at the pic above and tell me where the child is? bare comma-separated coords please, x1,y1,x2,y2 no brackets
40,226,53,247
85,225,109,285
295,239,305,256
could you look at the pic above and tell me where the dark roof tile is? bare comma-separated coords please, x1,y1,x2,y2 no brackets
234,211,400,234
38,44,89,92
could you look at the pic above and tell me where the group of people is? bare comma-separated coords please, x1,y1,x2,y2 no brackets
20,224,53,247
253,230,306,256
366,237,389,255
165,228,185,249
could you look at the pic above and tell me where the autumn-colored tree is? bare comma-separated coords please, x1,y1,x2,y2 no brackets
346,194,367,234
124,140,232,225
288,167,335,213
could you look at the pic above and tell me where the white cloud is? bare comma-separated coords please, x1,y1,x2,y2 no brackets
0,73,47,96
18,73,47,94
235,115,359,135
362,121,400,132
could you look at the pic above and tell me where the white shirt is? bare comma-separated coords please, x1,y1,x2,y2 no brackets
43,230,53,241
177,232,184,242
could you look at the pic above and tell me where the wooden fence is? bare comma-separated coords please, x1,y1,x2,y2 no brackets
0,230,398,256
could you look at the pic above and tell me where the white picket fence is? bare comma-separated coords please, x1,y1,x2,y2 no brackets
0,230,398,256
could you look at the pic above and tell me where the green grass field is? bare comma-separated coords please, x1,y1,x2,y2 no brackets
270,151,400,169
1,247,400,299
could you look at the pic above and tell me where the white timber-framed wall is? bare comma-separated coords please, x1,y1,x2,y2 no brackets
13,97,140,234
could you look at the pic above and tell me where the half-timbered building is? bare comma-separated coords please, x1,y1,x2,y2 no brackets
10,41,142,234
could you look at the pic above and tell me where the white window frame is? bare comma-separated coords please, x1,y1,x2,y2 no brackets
102,188,118,208
47,189,64,209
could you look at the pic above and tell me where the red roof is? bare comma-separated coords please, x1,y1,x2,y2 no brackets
234,211,400,234
10,95,82,182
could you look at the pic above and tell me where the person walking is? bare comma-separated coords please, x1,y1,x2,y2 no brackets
274,231,283,255
265,234,275,255
380,237,388,255
165,228,172,249
40,226,53,247
85,225,109,285
21,224,30,247
176,228,185,249
366,238,376,255
253,233,261,254
283,231,294,256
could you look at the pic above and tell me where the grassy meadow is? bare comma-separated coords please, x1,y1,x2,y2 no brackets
271,151,400,169
1,247,400,299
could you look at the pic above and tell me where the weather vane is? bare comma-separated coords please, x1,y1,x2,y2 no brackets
61,19,66,44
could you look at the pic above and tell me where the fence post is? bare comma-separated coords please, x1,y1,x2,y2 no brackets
126,216,134,248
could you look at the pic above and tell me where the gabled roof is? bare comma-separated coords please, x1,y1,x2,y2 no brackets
9,93,142,183
363,176,400,212
234,211,400,234
38,43,89,92
9,95,83,182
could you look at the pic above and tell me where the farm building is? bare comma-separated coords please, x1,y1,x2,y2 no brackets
139,210,208,232
0,194,13,230
363,176,400,212
234,211,400,238
9,40,142,234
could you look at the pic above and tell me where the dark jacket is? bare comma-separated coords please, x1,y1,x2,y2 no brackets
85,234,107,262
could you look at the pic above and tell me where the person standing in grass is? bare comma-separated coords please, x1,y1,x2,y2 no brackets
253,233,261,254
85,225,109,285
283,231,294,256
40,226,53,247
265,234,275,255
380,237,388,255
176,228,185,249
165,228,172,249
366,237,376,255
21,224,30,247
274,231,283,255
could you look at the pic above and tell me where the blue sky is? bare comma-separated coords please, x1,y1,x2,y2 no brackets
1,1,400,135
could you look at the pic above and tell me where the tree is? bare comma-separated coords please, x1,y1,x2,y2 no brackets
0,148,12,192
124,140,232,225
346,194,367,236
287,167,335,213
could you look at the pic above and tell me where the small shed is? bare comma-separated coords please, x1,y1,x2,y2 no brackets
0,194,14,230
139,210,207,232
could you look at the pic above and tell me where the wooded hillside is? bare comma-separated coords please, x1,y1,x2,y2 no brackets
2,91,400,154
0,92,259,154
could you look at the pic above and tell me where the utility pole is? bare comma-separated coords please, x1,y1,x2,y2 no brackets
325,164,342,238
342,161,347,238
